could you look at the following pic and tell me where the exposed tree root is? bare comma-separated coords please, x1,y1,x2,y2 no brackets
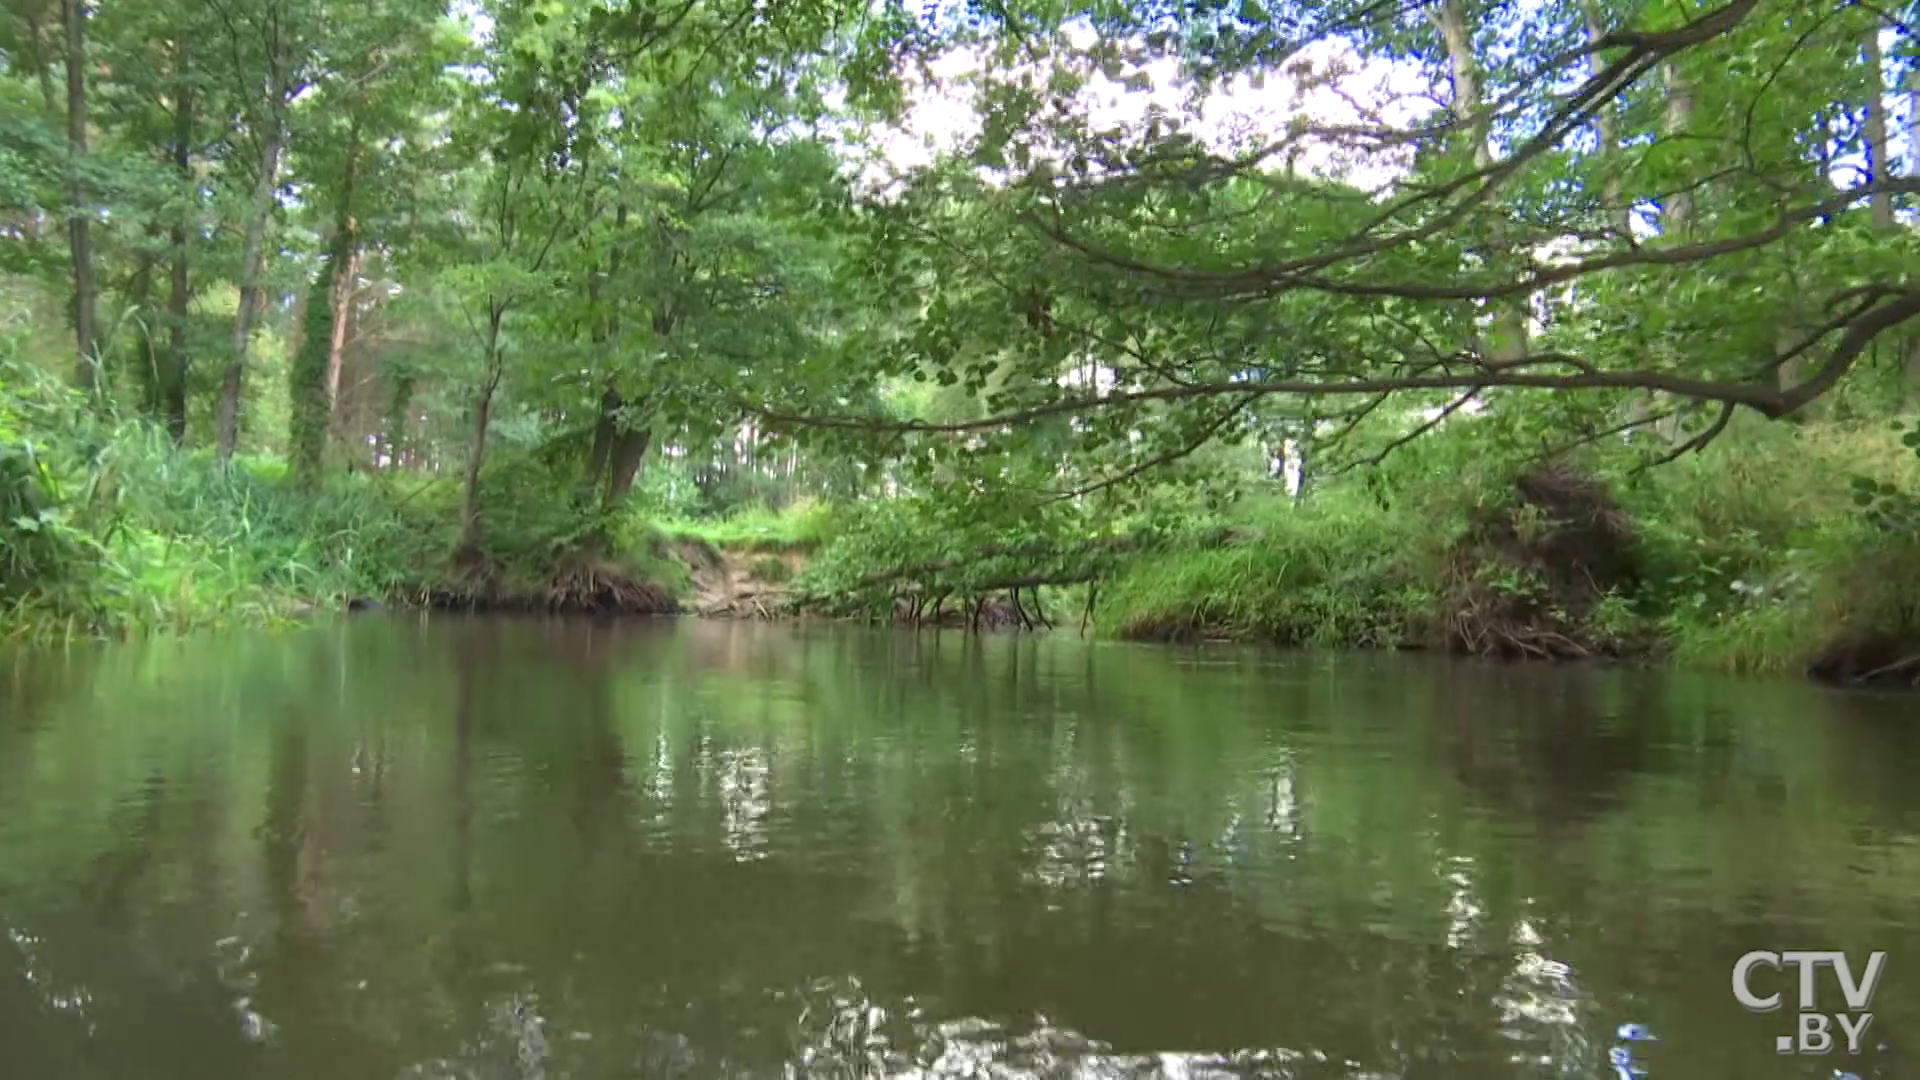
1436,463,1646,660
792,528,1254,632
397,555,678,616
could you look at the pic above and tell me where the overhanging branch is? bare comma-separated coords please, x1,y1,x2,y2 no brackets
753,286,1920,435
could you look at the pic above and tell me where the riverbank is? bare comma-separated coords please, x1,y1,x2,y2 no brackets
783,417,1920,691
5,355,1918,688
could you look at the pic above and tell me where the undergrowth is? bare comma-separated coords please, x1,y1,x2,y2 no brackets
783,413,1920,683
0,347,690,637
1626,417,1920,676
1093,493,1427,647
1089,416,1920,681
0,355,440,640
11,300,1920,684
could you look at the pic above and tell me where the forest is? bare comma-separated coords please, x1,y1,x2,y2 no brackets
2,0,1919,686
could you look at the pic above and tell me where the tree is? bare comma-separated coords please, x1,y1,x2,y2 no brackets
410,0,864,560
208,0,322,462
59,0,96,393
762,0,1920,481
285,0,454,488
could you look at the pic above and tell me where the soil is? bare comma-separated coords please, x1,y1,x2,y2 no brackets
675,541,804,619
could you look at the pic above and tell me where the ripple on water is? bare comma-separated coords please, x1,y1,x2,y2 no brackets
6,924,96,1034
213,933,277,1043
785,990,1391,1080
387,976,1398,1080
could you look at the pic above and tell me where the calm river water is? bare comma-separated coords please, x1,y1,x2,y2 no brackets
1,617,1917,1079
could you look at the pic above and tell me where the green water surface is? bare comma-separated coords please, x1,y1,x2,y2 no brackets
1,617,1915,1079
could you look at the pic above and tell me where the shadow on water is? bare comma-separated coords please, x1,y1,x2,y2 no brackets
1,619,1918,1080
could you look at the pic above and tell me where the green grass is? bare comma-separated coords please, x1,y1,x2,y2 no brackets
1625,418,1920,674
0,343,446,640
653,499,835,553
1095,492,1430,647
1095,418,1920,676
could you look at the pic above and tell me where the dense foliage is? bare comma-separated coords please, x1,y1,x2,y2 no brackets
3,0,1920,680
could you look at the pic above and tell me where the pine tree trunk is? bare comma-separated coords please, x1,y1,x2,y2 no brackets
1582,0,1631,238
456,305,505,560
325,245,359,425
128,243,159,414
1865,25,1893,228
62,0,97,394
290,124,358,489
1663,65,1694,235
217,123,285,462
163,43,193,444
1429,0,1526,363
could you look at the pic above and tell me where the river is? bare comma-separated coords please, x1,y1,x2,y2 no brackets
1,617,1916,1079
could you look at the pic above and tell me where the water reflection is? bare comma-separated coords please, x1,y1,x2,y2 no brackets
0,620,1917,1080
716,747,773,862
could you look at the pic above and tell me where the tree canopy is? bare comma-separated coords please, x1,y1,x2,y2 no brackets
3,0,1919,570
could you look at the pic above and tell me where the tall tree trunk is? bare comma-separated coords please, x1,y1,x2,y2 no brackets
324,125,363,441
1663,65,1695,236
1429,0,1526,363
337,250,385,465
384,372,415,469
456,305,505,561
325,246,358,422
1582,0,1630,237
585,223,656,519
217,122,285,462
164,231,191,442
1648,60,1697,440
580,384,619,498
592,292,667,512
1865,25,1893,228
1907,69,1920,409
22,10,57,242
290,123,358,489
578,205,629,511
288,260,336,489
1908,68,1920,179
163,43,193,444
127,243,160,414
62,0,97,394
603,425,651,511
